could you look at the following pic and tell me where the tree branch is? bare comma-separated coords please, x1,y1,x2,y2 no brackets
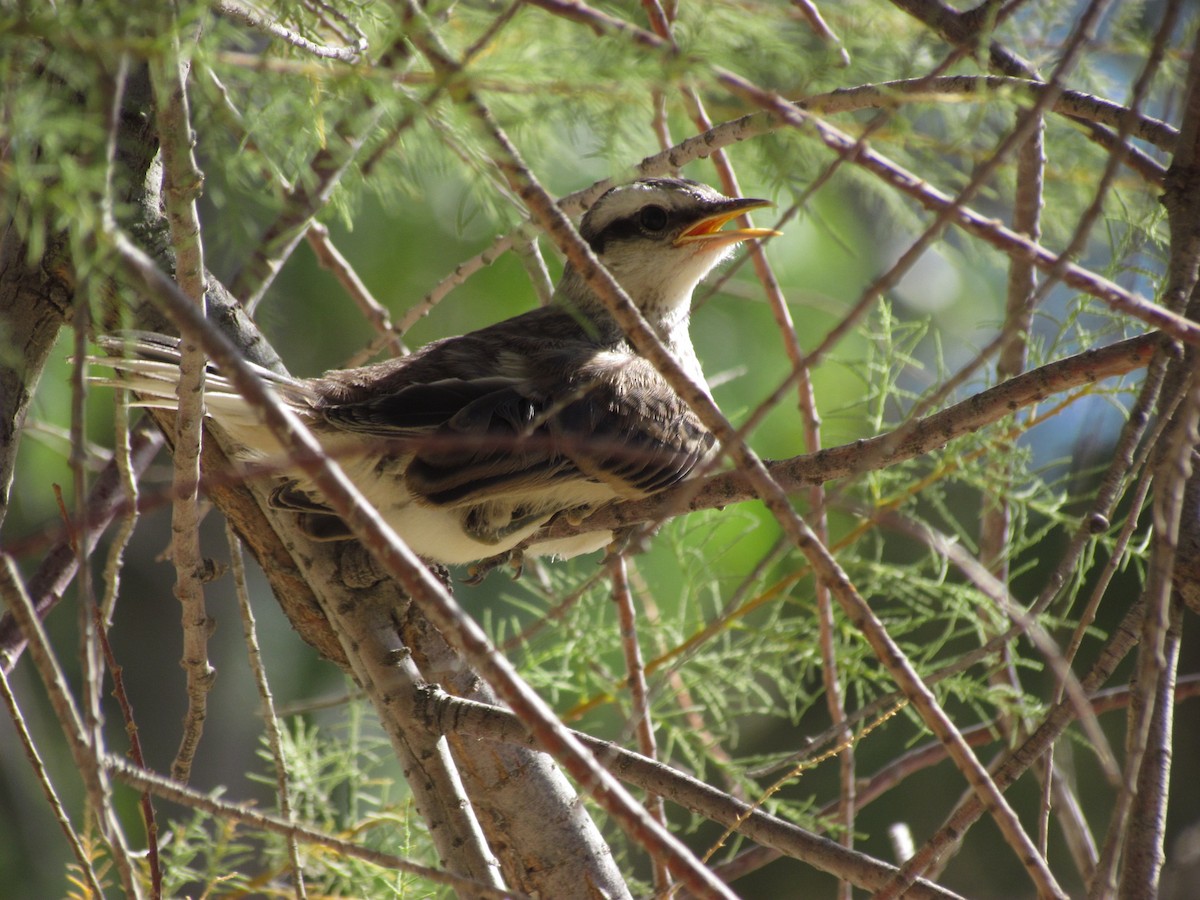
537,333,1159,544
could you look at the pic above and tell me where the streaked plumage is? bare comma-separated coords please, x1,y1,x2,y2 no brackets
97,178,777,565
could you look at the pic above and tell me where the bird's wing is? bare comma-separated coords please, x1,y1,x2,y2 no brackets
312,313,714,509
320,376,526,436
551,369,715,496
400,383,581,505
401,358,715,507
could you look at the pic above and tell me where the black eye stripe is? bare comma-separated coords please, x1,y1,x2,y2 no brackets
586,207,674,253
579,177,726,253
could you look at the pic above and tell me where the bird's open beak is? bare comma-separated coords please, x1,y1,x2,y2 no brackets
674,198,781,247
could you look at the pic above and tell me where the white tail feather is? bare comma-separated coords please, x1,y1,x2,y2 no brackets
88,335,319,458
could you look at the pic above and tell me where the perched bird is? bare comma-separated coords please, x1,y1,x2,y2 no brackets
98,178,778,566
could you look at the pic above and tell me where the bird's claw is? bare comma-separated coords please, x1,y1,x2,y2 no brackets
464,549,526,585
602,526,646,563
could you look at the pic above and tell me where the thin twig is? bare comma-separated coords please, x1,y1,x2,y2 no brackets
419,688,966,900
802,76,1177,153
609,550,670,893
0,555,146,899
692,39,861,896
149,16,215,784
104,757,523,900
306,222,406,359
791,0,850,66
214,0,366,62
537,333,1158,544
0,667,106,898
70,302,105,776
1116,598,1184,898
227,523,307,899
100,385,142,626
91,599,163,896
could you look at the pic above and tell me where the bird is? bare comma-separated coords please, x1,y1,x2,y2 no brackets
96,178,779,568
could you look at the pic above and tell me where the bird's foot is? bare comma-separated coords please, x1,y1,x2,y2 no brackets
602,525,648,562
464,548,526,585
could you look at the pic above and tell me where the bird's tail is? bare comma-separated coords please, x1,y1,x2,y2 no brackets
88,332,317,457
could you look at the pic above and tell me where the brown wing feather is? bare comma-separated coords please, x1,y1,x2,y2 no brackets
305,308,711,510
551,360,715,496
405,356,713,507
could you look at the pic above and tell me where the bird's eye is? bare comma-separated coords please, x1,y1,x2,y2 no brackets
638,205,669,232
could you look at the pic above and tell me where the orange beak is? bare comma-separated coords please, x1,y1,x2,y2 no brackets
674,198,781,248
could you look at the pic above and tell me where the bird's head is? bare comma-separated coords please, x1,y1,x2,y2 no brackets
559,178,779,329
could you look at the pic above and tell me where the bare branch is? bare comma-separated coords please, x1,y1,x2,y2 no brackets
149,14,215,784
803,76,1177,154
0,555,146,899
227,524,307,899
540,333,1158,543
0,667,106,898
418,688,967,900
888,0,1167,182
306,222,406,359
213,0,366,62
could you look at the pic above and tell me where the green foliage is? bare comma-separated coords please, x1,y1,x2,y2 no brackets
158,794,258,896
151,704,438,897
1,0,1192,896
